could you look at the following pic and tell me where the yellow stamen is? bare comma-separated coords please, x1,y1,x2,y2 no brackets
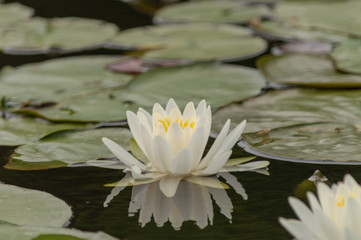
336,195,345,208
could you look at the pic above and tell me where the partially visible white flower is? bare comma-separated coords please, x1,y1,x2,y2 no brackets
99,98,269,197
280,174,361,240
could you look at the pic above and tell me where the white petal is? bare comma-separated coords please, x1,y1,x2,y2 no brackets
216,120,246,156
159,176,182,198
166,122,186,154
237,161,270,172
170,148,193,176
138,108,153,129
152,103,166,116
204,106,212,138
279,218,316,240
288,197,322,236
137,111,152,135
102,137,145,169
198,150,232,176
197,119,230,169
166,98,180,114
152,135,174,172
169,108,181,121
186,127,208,169
195,100,207,116
140,124,154,165
183,102,196,119
154,122,166,138
126,111,144,149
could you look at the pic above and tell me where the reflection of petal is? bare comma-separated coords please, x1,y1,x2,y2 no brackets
159,176,182,198
103,173,132,208
218,172,248,200
208,187,233,220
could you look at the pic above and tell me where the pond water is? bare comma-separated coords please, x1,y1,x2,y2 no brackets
1,0,361,239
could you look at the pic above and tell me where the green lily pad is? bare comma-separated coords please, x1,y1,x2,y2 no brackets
0,225,118,240
257,54,361,88
0,3,33,28
275,1,361,37
154,0,271,24
252,21,346,42
16,62,266,122
6,127,132,170
331,38,361,74
0,116,86,146
0,183,71,226
0,55,132,104
213,88,361,164
110,23,267,61
0,17,118,53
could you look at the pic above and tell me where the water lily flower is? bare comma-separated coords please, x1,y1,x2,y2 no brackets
280,174,361,240
100,98,269,197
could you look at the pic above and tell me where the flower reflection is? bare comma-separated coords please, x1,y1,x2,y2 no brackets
104,172,264,230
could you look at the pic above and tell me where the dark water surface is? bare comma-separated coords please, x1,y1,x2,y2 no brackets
1,1,361,239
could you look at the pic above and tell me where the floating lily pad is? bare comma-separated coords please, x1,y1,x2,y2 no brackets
252,21,346,43
331,38,361,75
110,23,267,61
0,116,85,146
0,183,71,226
0,17,118,53
257,54,361,88
154,0,271,24
213,88,361,164
0,56,132,104
275,2,361,37
16,62,266,122
0,225,118,240
6,127,132,170
0,3,33,28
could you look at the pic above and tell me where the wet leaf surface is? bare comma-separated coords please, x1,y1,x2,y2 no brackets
213,88,361,163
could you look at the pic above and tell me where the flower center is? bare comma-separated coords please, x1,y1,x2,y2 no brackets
158,116,196,132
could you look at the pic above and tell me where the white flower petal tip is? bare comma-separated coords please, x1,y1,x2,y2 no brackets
280,174,361,240
102,137,146,170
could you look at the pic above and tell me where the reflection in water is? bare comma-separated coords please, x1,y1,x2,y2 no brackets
103,172,263,230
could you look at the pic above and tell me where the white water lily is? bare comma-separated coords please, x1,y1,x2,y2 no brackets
280,174,361,240
100,98,269,197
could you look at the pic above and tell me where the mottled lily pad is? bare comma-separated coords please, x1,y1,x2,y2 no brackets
0,17,118,53
252,21,346,43
0,3,33,28
16,62,266,122
331,38,361,75
257,54,361,88
0,56,132,104
0,116,85,146
213,88,361,164
110,23,267,61
0,183,71,226
6,127,132,170
275,2,361,37
154,0,271,24
0,225,117,240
